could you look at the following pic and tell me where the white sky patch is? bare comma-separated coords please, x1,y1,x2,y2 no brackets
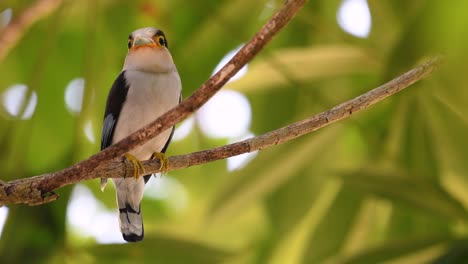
2,84,37,119
337,0,371,38
145,176,188,212
0,206,8,238
172,116,194,141
197,90,251,138
227,132,258,171
199,46,252,139
212,45,248,82
89,211,123,244
1,8,12,27
84,120,95,143
67,184,124,244
65,78,85,114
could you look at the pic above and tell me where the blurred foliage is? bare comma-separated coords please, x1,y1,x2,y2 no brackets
1,0,468,263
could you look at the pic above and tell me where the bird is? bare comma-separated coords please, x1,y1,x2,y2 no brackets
100,27,181,242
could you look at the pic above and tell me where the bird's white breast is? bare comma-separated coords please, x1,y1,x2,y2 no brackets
112,70,181,160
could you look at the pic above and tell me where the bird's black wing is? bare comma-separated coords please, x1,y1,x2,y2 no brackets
101,71,129,150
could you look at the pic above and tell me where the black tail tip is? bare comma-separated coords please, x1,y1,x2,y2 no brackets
123,233,144,242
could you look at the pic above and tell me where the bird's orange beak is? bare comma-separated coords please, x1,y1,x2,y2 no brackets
131,34,156,50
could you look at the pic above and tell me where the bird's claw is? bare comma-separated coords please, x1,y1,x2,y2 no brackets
151,152,169,176
124,153,145,179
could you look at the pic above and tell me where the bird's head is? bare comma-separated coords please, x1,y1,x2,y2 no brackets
123,27,176,73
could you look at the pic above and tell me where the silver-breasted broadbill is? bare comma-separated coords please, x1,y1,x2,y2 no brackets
100,27,181,242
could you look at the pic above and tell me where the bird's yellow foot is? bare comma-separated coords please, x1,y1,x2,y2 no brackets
124,153,145,179
151,152,169,175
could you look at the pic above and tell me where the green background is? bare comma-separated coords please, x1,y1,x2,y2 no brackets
1,0,468,263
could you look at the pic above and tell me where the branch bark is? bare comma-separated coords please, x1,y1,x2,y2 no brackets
0,56,442,206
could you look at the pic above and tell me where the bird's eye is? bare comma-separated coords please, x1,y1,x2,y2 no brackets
157,36,166,47
128,39,132,49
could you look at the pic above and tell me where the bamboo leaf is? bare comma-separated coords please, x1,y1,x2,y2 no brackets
300,188,364,263
227,45,379,93
84,235,236,264
339,168,468,222
339,235,454,264
267,179,343,264
209,126,342,224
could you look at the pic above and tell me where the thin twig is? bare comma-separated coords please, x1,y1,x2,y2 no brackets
0,0,62,61
0,56,442,206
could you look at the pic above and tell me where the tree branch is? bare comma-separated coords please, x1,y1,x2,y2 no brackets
71,56,445,176
0,0,308,206
0,55,442,206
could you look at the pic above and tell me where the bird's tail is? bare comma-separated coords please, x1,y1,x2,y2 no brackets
114,178,145,242
118,202,144,242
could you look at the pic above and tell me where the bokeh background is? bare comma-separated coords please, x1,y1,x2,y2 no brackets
1,0,468,263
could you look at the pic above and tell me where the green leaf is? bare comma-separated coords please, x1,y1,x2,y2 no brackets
227,46,379,93
300,188,364,263
423,93,468,180
340,235,454,264
339,168,468,222
209,126,342,224
81,235,236,264
267,179,343,264
431,240,468,264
